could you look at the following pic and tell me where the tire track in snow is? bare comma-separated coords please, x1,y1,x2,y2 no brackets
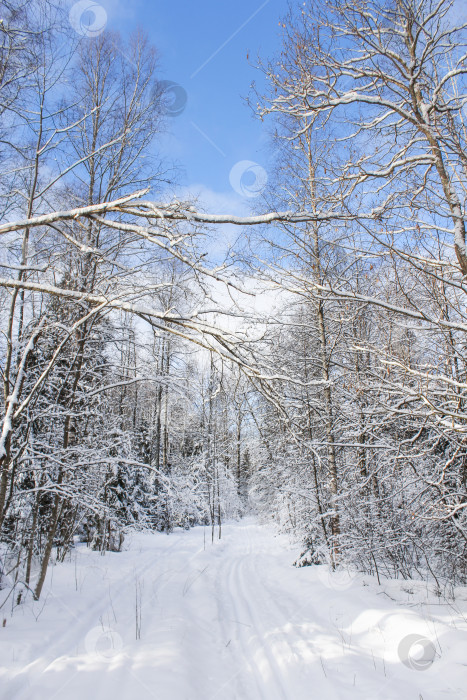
223,554,270,700
241,529,318,697
214,522,296,700
233,554,290,700
224,522,339,700
247,549,343,700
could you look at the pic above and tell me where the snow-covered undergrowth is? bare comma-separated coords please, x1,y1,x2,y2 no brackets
0,519,466,699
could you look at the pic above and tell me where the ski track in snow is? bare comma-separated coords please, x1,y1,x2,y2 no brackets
0,518,466,700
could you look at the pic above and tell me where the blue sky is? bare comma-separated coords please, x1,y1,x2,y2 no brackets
95,0,287,205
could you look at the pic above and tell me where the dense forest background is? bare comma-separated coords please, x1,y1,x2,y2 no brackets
1,0,467,604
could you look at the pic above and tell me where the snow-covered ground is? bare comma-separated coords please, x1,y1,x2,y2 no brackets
1,518,466,699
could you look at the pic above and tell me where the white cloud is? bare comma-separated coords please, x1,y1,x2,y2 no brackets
157,183,287,333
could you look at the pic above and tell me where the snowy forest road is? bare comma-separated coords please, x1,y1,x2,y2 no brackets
1,519,466,700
